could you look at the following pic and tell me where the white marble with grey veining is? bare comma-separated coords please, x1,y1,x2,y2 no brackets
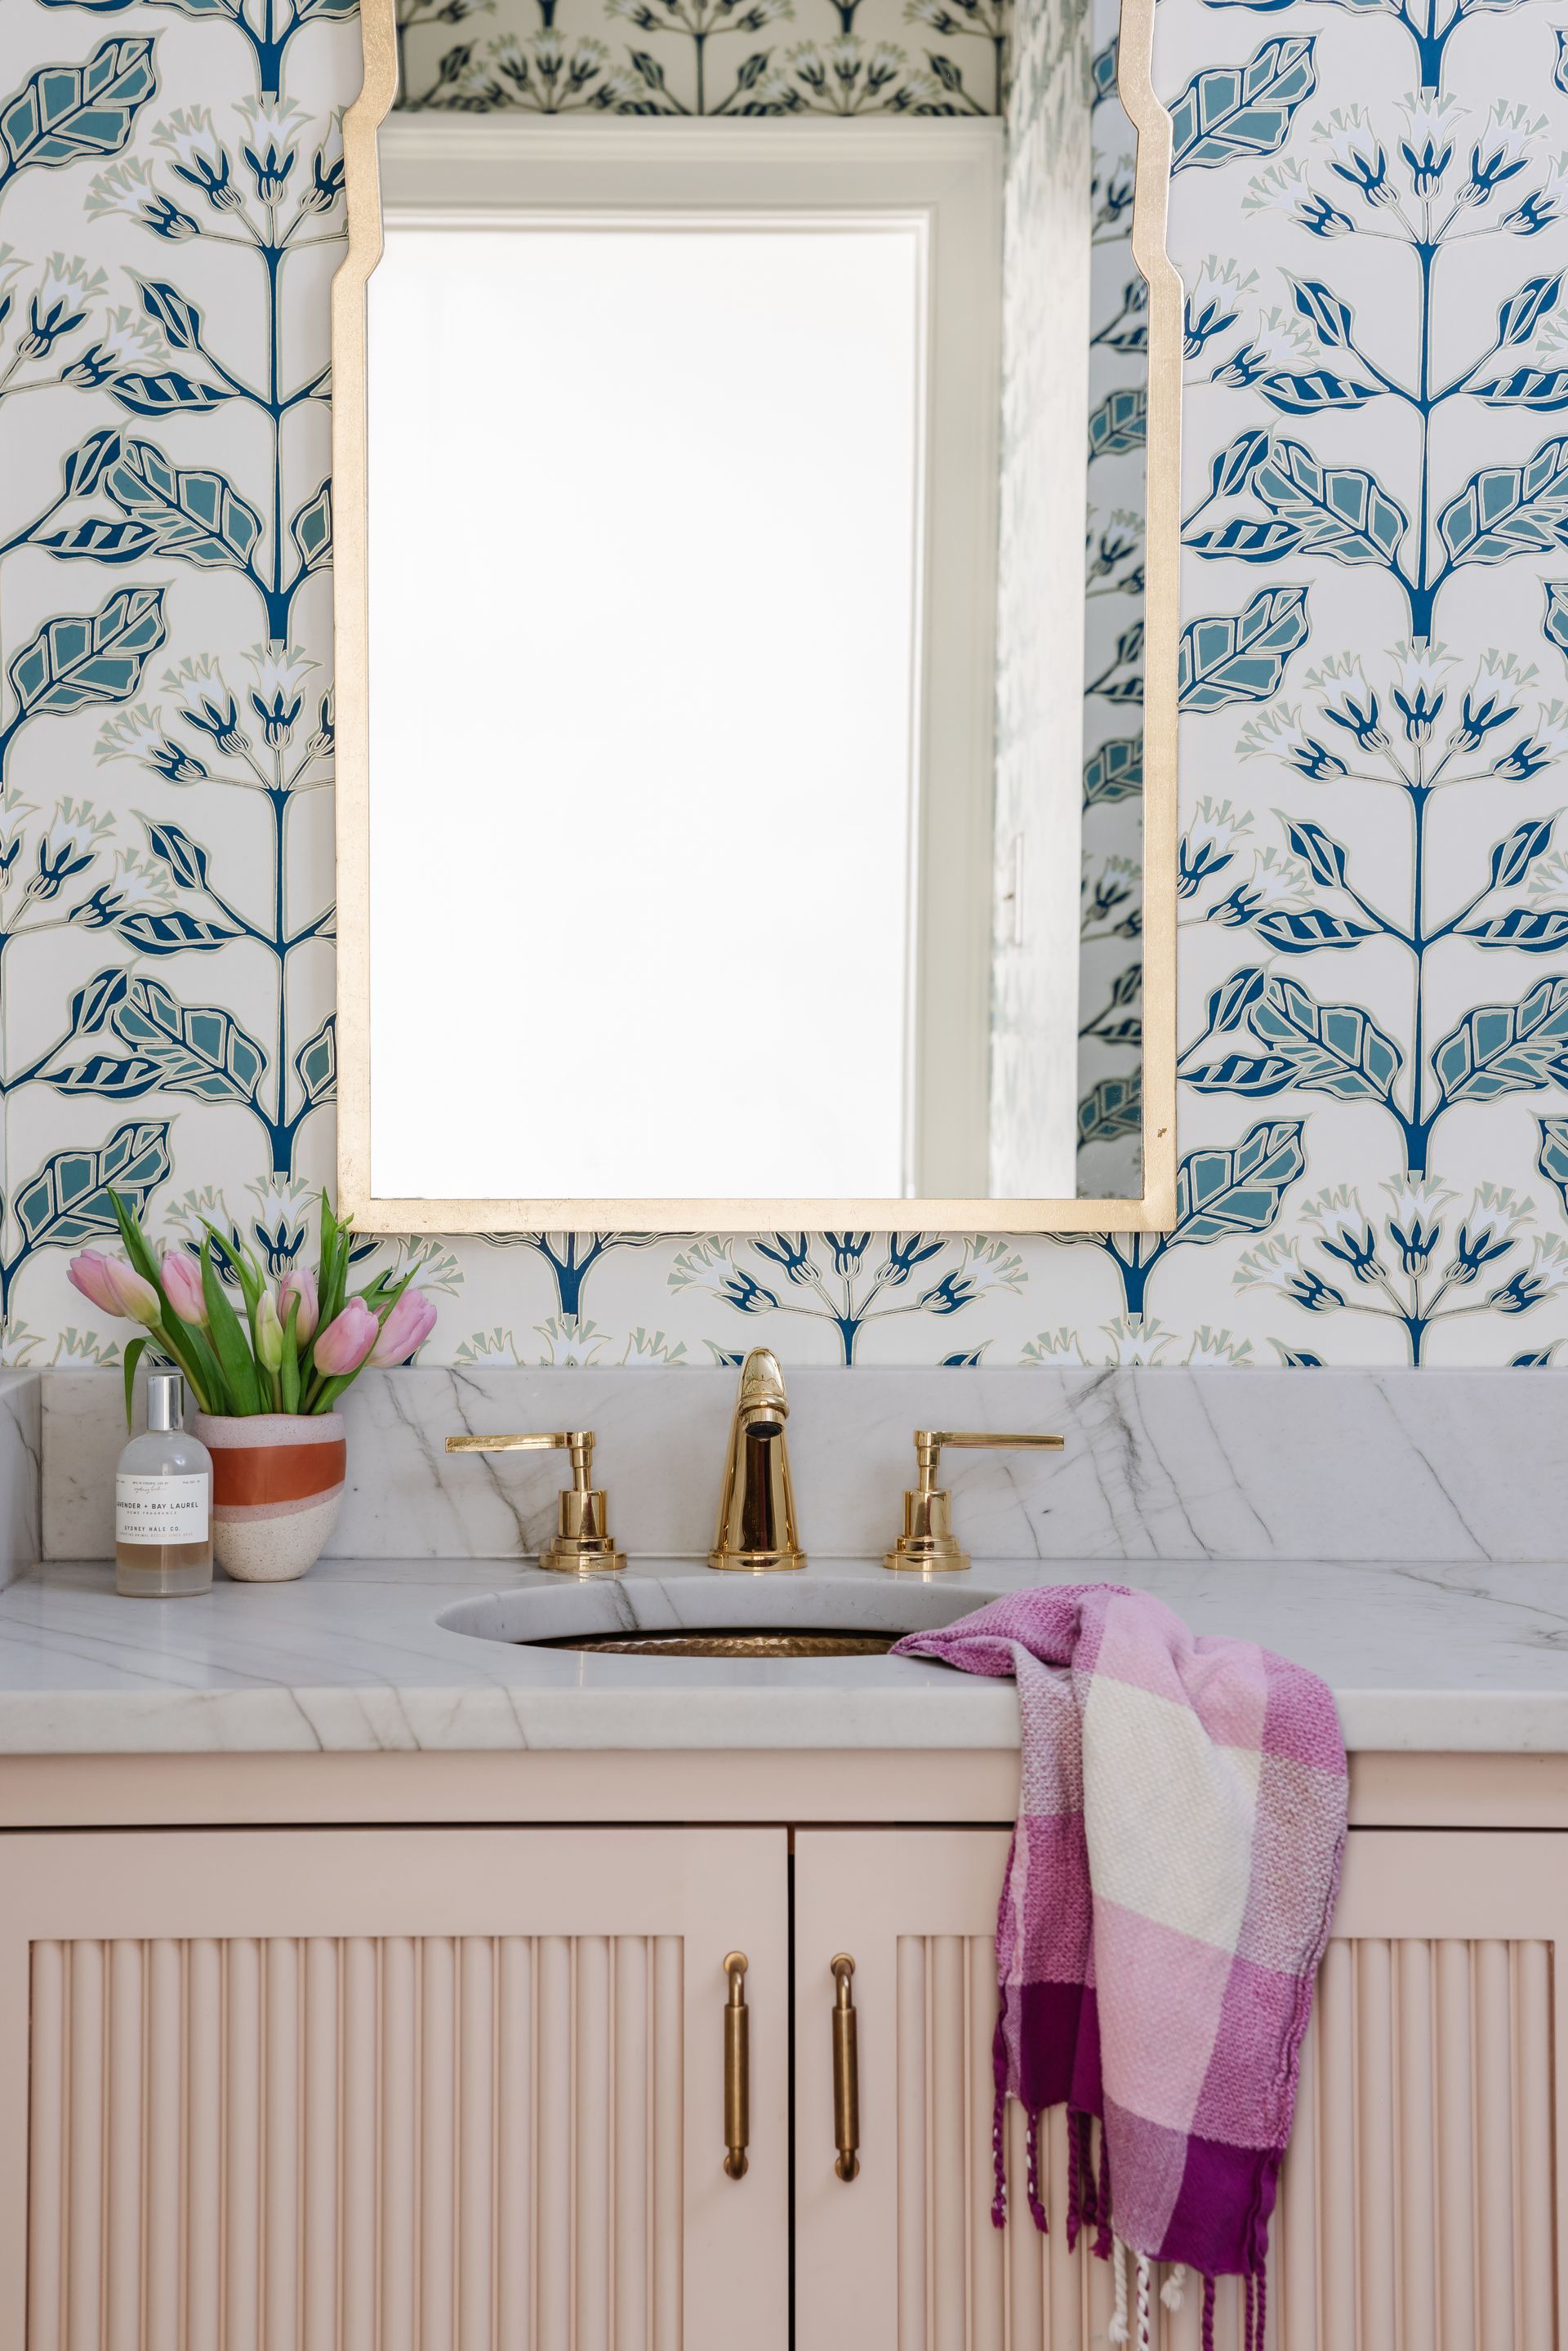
41,1365,1568,1566
0,1370,40,1593
2,1552,1568,1754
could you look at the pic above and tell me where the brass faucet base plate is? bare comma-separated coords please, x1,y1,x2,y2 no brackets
537,1538,626,1574
884,1538,971,1573
706,1549,807,1574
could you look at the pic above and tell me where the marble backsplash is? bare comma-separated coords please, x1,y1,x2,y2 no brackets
0,1371,40,1591
39,1365,1568,1567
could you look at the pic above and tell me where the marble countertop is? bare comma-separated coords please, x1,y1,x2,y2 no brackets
1,1555,1566,1755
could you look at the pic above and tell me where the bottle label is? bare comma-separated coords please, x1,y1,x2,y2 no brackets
115,1473,209,1547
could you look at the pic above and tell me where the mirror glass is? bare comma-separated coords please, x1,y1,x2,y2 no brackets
370,212,930,1201
347,0,1160,1217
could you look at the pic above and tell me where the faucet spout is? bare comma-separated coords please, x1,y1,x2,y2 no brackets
733,1347,788,1437
709,1347,806,1572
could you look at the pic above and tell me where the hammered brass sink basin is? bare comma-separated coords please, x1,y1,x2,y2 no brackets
436,1568,992,1659
532,1627,899,1660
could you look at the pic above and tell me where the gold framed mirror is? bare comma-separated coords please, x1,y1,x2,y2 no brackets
332,0,1178,1233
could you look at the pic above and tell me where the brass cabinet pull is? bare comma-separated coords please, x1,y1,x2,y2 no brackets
724,1952,750,2179
831,1954,860,2182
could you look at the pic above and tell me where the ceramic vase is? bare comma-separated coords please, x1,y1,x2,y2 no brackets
193,1412,346,1583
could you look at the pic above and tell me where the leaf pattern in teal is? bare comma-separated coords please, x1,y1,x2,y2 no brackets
2,0,1566,1369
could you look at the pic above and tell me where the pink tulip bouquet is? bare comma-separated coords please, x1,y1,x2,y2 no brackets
70,1191,438,1426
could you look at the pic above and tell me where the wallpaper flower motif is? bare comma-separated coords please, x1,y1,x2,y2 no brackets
2,0,1566,1373
394,0,1009,117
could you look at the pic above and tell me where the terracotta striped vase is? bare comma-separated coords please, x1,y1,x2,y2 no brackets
193,1412,346,1583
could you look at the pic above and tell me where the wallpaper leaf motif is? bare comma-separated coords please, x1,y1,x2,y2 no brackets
2,0,1567,1369
1537,1114,1568,1210
1429,981,1568,1107
3,1119,172,1317
6,585,167,728
1168,33,1317,171
107,977,272,1105
1077,1070,1142,1148
64,443,265,565
1189,440,1408,563
1071,1115,1307,1317
1183,970,1404,1103
1177,585,1310,710
0,38,158,187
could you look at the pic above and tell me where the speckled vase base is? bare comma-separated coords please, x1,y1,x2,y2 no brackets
193,1413,346,1585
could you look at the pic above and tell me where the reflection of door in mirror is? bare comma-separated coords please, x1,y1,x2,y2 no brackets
335,0,1174,1228
366,128,1015,1203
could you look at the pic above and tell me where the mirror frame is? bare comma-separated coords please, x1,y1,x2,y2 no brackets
332,0,1178,1233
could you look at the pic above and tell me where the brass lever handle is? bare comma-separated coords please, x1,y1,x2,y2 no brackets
446,1428,590,1471
724,1952,750,2180
885,1429,1065,1573
447,1431,577,1451
916,1429,1066,1476
831,1954,859,2182
444,1431,624,1574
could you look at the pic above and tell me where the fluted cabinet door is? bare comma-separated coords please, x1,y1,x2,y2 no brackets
793,1828,1568,2351
0,1828,788,2351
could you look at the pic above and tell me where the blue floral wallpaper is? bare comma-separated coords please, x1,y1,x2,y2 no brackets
3,0,1568,1372
1080,0,1144,1194
394,0,1009,117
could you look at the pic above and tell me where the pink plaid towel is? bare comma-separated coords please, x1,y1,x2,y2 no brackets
893,1583,1346,2351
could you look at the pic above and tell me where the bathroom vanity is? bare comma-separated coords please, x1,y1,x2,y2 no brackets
7,1357,1566,2351
2,1540,1566,2351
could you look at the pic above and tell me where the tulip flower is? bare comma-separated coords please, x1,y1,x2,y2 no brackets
112,1263,163,1328
68,1249,126,1317
68,1249,161,1327
160,1248,207,1327
370,1289,437,1366
277,1266,318,1344
312,1298,379,1377
255,1289,284,1374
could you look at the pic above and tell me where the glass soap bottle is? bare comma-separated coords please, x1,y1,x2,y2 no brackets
115,1369,213,1596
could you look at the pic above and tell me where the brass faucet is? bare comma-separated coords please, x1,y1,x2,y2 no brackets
444,1430,625,1572
884,1428,1064,1571
708,1348,806,1572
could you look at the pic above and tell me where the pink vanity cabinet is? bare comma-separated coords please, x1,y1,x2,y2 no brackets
0,1826,788,2351
795,1823,1568,2351
0,1751,1564,2351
